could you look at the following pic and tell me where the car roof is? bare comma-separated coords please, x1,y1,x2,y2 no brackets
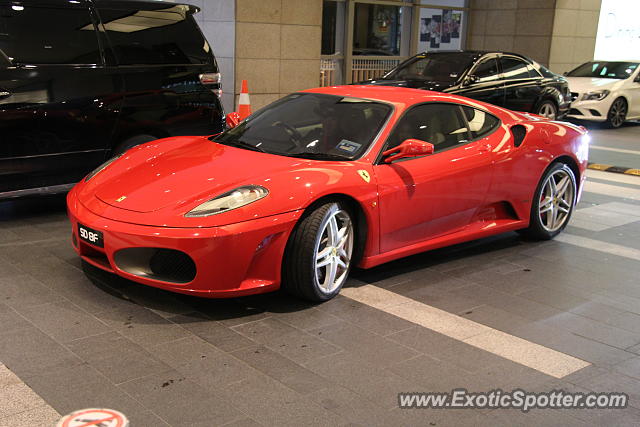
302,85,493,110
415,50,532,61
8,0,197,12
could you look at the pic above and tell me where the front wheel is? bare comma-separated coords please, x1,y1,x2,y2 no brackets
536,100,558,120
282,202,355,302
607,97,627,128
521,162,576,240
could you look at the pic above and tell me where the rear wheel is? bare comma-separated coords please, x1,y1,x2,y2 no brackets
607,97,627,128
536,100,558,120
282,202,354,302
521,162,576,240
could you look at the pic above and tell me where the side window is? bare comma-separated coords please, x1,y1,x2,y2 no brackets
527,64,542,78
460,106,500,139
472,58,500,83
97,6,212,65
0,5,100,65
387,104,470,153
500,57,531,80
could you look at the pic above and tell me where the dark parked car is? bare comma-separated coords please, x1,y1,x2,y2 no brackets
361,51,571,120
0,0,224,199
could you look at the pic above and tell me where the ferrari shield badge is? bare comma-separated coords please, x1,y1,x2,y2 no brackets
115,196,127,203
357,170,371,183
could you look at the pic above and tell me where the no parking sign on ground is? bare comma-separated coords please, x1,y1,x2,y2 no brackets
57,408,129,427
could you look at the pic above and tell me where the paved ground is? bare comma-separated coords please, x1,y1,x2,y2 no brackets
573,120,640,168
1,170,640,426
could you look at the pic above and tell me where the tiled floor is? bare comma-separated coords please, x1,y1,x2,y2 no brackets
1,170,640,426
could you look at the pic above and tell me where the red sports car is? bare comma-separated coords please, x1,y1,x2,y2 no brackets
67,86,589,302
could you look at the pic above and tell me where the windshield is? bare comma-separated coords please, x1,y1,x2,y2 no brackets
212,93,392,160
386,54,474,82
567,62,639,79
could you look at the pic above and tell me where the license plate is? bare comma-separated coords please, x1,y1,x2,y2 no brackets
78,223,104,248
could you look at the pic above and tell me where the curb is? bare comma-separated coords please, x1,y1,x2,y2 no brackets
587,163,640,176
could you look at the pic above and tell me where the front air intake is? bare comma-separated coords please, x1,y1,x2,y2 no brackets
114,248,196,284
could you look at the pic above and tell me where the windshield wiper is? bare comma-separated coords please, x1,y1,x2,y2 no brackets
230,140,267,153
286,152,352,161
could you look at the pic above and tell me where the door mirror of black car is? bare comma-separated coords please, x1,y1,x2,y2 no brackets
464,74,479,86
225,112,241,128
382,139,435,163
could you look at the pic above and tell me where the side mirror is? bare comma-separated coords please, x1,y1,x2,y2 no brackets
225,112,241,128
464,74,479,86
382,139,434,163
563,71,569,76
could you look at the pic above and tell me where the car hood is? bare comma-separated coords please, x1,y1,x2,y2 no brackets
565,76,622,93
361,78,456,92
76,136,375,227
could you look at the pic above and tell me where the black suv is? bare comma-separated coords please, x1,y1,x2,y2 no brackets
362,51,571,120
0,0,223,198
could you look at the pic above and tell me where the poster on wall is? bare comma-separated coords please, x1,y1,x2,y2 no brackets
430,15,441,49
420,17,431,42
452,12,461,39
417,8,463,53
441,10,451,44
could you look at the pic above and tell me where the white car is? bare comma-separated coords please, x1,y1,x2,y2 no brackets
565,61,640,128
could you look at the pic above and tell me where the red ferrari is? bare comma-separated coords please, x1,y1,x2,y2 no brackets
67,86,589,302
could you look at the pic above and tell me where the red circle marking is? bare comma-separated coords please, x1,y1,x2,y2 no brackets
60,409,126,427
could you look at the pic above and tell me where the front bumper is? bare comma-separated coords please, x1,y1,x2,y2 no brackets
67,188,302,298
567,97,612,122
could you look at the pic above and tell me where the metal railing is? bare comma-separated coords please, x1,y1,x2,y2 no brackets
351,56,403,83
320,56,405,86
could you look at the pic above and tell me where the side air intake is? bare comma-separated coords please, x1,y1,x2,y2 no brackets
511,124,527,147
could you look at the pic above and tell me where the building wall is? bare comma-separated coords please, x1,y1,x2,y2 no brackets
467,0,602,75
234,0,323,111
548,0,601,74
467,0,556,67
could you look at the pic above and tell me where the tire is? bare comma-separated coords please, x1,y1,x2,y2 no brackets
520,162,576,240
282,202,355,302
536,100,558,120
606,97,627,129
112,134,160,157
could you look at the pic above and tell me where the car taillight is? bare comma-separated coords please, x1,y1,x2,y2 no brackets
199,73,221,85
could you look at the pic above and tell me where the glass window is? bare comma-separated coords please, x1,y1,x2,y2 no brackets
460,106,500,139
387,103,470,153
566,61,639,80
472,58,500,83
0,5,100,65
387,53,475,83
500,57,530,80
353,4,402,56
213,93,391,160
97,5,212,65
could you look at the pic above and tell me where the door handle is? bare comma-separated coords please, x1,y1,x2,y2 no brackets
0,90,11,100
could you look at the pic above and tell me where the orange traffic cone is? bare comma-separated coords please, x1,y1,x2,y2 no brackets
238,80,252,120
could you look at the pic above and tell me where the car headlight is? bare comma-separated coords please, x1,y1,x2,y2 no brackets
84,155,122,182
185,185,269,217
582,90,610,101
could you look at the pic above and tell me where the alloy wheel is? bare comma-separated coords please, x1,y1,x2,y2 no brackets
314,204,354,294
538,102,557,120
609,99,627,128
538,169,575,232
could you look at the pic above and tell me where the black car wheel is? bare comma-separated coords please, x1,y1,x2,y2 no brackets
536,101,557,120
607,97,627,128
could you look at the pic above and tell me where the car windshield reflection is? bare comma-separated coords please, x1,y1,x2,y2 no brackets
211,93,392,160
